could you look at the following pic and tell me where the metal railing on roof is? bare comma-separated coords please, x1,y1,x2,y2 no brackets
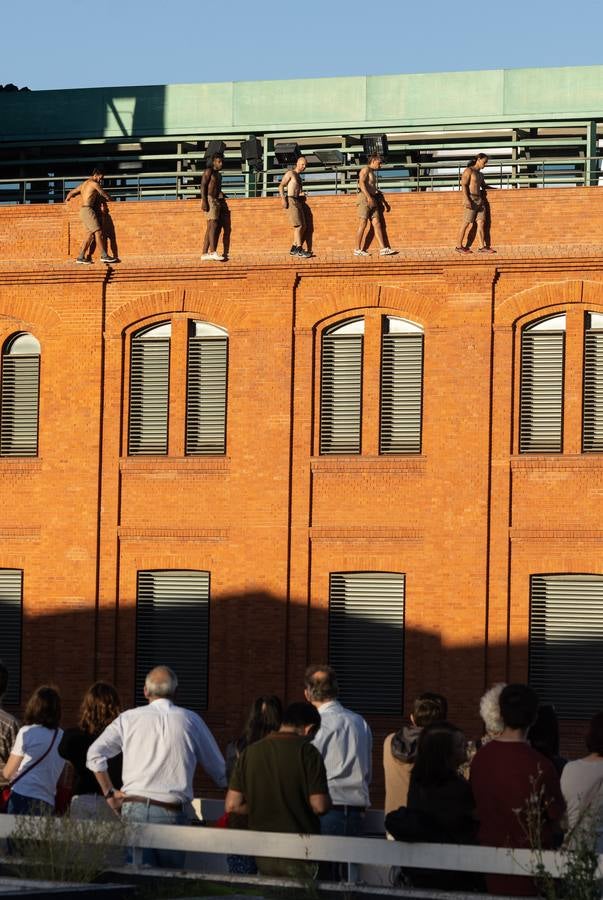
0,155,601,205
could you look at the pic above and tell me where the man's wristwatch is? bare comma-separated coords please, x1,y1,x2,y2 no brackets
104,788,115,800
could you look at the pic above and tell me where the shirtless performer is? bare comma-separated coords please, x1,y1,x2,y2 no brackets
201,154,227,262
456,153,496,254
279,156,312,259
354,154,397,256
65,169,118,264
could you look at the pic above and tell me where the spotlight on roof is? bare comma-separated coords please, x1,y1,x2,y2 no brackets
274,142,301,166
204,140,226,162
361,134,388,160
315,150,344,167
241,135,263,171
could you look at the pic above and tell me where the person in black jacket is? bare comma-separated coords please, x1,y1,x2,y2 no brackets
385,721,484,892
59,682,122,819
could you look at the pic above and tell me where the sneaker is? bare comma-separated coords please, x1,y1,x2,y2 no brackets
200,253,212,260
208,251,225,261
379,247,398,256
477,246,497,254
76,257,92,265
455,246,472,254
101,255,118,264
290,245,299,256
297,249,312,259
353,249,369,256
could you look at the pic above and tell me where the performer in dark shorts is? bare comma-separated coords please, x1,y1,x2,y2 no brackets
201,154,228,262
65,169,118,264
354,154,397,257
456,153,496,254
278,156,312,259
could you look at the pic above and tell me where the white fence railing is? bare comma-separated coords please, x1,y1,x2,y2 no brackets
2,811,602,886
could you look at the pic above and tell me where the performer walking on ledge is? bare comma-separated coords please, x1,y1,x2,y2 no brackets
456,154,496,254
65,169,118,264
279,157,312,259
354,155,397,256
201,154,228,262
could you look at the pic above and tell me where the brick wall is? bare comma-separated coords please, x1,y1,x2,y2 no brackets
0,190,602,802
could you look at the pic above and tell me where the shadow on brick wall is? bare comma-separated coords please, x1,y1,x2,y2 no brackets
2,596,595,802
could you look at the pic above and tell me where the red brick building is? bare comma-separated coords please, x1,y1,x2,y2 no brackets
2,185,603,800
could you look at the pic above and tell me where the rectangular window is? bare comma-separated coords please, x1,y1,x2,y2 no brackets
128,332,170,455
185,335,228,455
328,571,405,715
380,332,423,454
0,356,40,457
519,325,565,453
135,570,210,710
583,324,603,452
529,574,603,718
0,569,22,705
320,334,363,454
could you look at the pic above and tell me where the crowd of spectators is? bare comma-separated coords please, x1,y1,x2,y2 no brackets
1,660,602,895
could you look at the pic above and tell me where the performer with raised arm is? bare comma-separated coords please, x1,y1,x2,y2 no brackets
201,153,228,262
456,153,496,254
279,156,312,259
65,169,118,265
354,154,397,256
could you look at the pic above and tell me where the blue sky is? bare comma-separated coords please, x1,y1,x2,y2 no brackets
4,0,602,90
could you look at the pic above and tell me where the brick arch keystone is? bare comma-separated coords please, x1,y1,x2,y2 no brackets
0,298,61,335
495,280,603,327
105,289,185,335
303,282,443,330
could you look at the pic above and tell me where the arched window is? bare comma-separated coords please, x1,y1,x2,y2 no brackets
135,569,210,710
380,316,424,454
519,314,565,453
0,333,41,457
583,312,603,452
186,321,228,455
530,574,603,718
128,322,171,456
329,571,405,715
320,318,364,454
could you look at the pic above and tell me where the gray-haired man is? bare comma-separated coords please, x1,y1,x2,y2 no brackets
87,665,226,867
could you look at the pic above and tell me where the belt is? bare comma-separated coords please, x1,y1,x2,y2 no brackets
121,795,183,811
331,804,365,812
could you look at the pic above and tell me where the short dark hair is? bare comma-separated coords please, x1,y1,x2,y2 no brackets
412,721,465,786
282,702,320,730
91,168,104,177
499,684,538,730
528,703,560,758
586,712,603,755
413,692,448,727
304,664,338,702
23,685,61,729
0,663,8,699
368,153,382,163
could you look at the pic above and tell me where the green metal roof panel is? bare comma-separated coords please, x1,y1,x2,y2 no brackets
233,76,366,127
503,66,603,117
366,70,505,122
2,65,603,142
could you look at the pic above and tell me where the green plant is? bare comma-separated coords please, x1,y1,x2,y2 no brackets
516,771,601,900
3,811,127,883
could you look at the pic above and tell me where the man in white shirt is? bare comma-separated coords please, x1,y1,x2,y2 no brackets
87,665,226,868
304,664,372,839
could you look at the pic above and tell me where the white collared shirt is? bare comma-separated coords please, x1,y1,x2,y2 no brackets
86,699,226,803
311,700,372,806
